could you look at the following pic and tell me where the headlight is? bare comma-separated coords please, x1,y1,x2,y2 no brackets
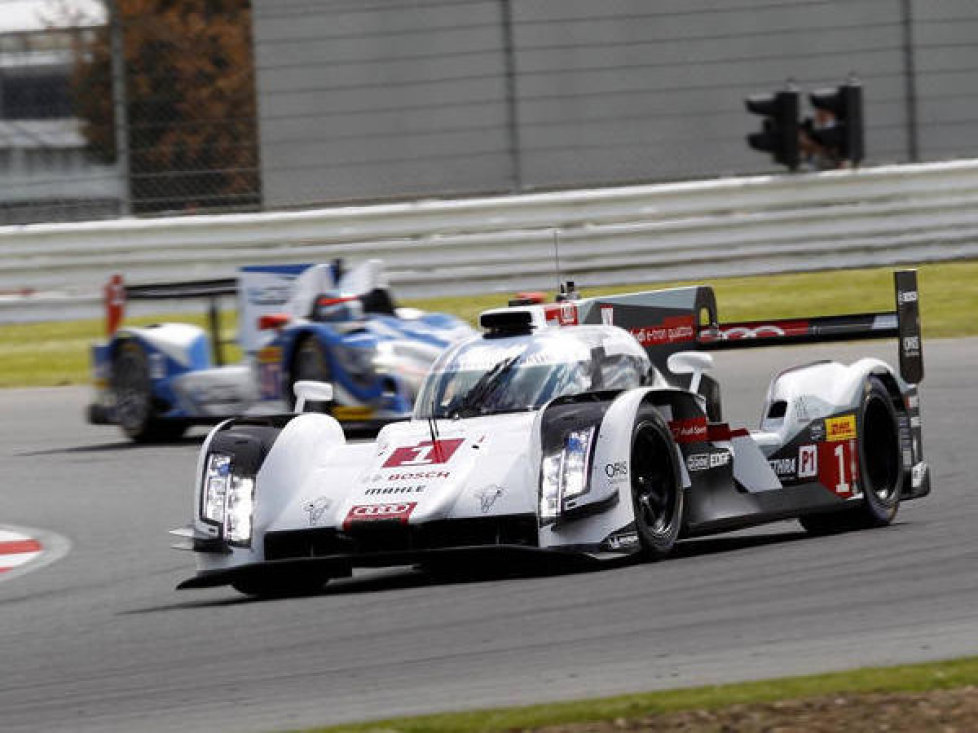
203,453,231,524
539,426,595,523
201,452,256,547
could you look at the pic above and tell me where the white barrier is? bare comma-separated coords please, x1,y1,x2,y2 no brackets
3,159,978,322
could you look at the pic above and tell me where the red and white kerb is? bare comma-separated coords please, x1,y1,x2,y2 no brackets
0,529,43,574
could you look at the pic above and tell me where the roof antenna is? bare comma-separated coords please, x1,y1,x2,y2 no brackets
552,228,563,293
427,395,442,459
553,227,564,300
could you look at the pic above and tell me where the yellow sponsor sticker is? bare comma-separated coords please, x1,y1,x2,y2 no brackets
258,346,282,364
825,413,857,442
332,405,375,421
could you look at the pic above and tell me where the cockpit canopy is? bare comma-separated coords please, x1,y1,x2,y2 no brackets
414,325,652,419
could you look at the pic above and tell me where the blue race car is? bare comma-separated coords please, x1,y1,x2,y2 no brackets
88,260,475,441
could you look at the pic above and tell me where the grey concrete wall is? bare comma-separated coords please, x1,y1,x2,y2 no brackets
912,0,978,160
252,0,978,208
253,0,513,206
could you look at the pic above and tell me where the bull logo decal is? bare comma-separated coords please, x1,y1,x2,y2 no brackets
304,496,331,526
475,486,504,514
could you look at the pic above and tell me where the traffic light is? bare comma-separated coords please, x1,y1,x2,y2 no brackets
808,82,864,165
745,89,800,170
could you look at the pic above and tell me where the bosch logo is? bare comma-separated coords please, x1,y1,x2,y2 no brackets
387,471,450,481
604,461,628,479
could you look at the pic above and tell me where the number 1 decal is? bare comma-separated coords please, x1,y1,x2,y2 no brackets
834,443,850,495
821,439,858,497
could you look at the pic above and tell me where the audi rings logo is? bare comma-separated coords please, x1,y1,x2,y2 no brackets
343,502,416,529
721,324,786,339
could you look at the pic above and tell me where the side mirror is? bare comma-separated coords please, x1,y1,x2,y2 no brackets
293,380,333,413
666,351,715,393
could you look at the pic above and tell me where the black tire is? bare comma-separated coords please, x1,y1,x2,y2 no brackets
290,337,333,412
111,341,186,442
800,376,903,534
630,406,683,559
231,573,328,598
854,376,904,527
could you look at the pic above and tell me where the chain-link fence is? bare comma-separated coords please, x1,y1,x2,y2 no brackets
0,0,259,224
2,0,978,225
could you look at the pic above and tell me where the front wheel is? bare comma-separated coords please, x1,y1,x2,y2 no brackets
630,406,683,559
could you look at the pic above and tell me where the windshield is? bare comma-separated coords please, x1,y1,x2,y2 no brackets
414,328,649,419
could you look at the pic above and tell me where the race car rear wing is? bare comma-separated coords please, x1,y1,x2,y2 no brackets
697,270,923,384
103,274,236,364
569,269,923,385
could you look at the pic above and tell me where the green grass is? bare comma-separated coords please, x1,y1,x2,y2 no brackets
1,260,974,388
299,655,978,732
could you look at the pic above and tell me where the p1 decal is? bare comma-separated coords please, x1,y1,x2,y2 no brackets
798,444,818,479
669,416,707,444
343,502,417,529
825,414,857,442
383,439,464,468
819,439,859,497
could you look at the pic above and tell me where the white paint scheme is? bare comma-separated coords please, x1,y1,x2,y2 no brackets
170,365,257,416
293,380,334,412
123,323,208,369
732,434,783,492
760,358,895,444
195,413,346,573
541,387,674,551
667,351,715,393
237,265,310,354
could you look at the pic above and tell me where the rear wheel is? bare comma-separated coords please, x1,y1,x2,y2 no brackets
855,376,903,527
112,341,186,442
800,376,903,534
290,337,334,412
630,406,683,559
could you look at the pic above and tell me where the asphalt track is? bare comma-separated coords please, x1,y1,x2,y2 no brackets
1,339,976,733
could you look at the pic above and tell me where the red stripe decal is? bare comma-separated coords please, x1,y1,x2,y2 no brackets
0,540,42,555
707,424,751,441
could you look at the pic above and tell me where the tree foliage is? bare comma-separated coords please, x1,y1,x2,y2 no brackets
72,0,260,214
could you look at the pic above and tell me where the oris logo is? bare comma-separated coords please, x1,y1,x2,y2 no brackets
343,502,416,529
604,461,628,479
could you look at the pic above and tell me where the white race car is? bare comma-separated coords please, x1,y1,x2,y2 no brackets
172,271,928,597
